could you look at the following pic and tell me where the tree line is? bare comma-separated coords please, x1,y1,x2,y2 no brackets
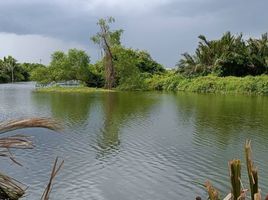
2,17,268,90
0,56,44,83
178,32,268,77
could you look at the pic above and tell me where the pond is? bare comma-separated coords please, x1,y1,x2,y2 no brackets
0,82,268,199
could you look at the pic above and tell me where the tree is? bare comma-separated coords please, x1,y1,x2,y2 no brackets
91,17,123,89
67,49,90,82
3,56,17,83
20,63,46,81
112,46,165,89
31,49,91,84
30,67,51,84
177,32,267,77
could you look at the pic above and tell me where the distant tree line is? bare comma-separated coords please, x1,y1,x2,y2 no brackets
4,18,268,91
0,56,44,83
178,32,268,77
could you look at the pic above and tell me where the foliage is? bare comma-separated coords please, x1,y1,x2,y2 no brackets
30,66,51,84
91,17,123,48
0,56,41,83
31,49,91,84
91,17,123,89
91,46,165,90
178,32,268,77
145,73,268,95
87,62,105,87
35,86,112,93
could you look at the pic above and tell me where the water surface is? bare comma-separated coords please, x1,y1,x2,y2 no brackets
0,83,268,199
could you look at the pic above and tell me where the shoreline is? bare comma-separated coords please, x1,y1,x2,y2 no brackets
33,75,268,96
146,74,268,95
34,86,114,93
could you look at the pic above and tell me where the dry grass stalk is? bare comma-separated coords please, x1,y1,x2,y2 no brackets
0,118,62,134
245,140,259,200
205,181,220,200
0,117,63,200
0,135,34,165
41,157,64,200
0,135,33,149
0,172,26,200
228,159,241,200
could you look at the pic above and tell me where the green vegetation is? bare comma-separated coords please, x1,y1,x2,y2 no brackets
0,56,43,83
35,86,113,93
91,17,123,89
178,32,268,77
31,17,165,91
31,49,90,84
146,73,268,95
3,18,268,95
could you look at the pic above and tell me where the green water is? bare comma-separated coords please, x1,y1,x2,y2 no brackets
0,83,268,199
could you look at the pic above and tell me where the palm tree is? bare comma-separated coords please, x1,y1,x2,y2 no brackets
3,56,17,83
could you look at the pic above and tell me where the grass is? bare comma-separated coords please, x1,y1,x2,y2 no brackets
35,86,114,93
35,75,268,95
146,74,268,95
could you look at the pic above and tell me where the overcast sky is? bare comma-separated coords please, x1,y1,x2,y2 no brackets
0,0,267,67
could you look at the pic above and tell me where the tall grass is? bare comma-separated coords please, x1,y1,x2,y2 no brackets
146,74,268,95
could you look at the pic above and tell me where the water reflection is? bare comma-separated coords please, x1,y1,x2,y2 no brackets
31,93,94,127
32,91,158,157
97,92,158,157
175,93,268,142
4,84,268,200
173,93,268,194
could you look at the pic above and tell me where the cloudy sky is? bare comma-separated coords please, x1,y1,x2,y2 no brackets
0,0,267,67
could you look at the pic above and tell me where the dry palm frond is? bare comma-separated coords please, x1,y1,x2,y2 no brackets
0,117,63,199
0,148,23,166
0,135,33,149
41,157,64,200
0,118,62,134
0,135,35,166
0,172,26,200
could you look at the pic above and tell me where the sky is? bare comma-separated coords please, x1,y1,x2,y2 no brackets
0,0,267,67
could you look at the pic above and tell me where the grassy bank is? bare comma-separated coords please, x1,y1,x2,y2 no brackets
145,74,268,95
35,86,113,93
35,75,268,95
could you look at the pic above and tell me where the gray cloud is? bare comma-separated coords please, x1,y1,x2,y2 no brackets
0,0,267,67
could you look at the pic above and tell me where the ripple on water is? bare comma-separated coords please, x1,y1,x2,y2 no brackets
1,84,268,199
